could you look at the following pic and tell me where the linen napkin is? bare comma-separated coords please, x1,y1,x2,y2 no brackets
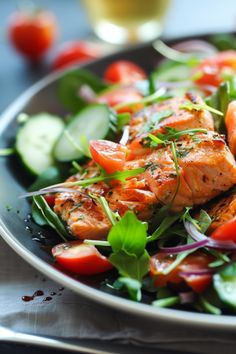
0,236,235,354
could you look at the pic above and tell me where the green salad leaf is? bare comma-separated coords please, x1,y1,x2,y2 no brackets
213,262,236,310
58,69,108,113
107,212,150,299
33,195,68,241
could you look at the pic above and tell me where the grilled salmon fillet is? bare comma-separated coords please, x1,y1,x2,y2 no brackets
204,190,236,233
129,93,214,140
54,133,236,239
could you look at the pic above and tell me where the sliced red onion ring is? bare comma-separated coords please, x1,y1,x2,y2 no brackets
172,40,218,56
180,269,213,276
184,221,236,250
119,126,130,145
179,291,195,304
159,238,208,254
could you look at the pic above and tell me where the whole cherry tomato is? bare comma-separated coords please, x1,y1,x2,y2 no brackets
52,41,101,70
8,9,57,61
104,60,147,84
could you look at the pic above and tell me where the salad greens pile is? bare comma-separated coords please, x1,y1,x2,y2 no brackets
3,33,236,316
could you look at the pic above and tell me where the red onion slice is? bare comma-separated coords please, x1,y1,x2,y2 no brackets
180,269,213,276
184,221,236,250
172,40,218,56
179,291,195,304
159,238,208,254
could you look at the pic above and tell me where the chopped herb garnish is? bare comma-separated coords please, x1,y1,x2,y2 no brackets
113,87,166,111
152,296,180,308
180,102,223,116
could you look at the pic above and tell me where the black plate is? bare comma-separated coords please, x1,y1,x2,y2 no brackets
1,33,236,329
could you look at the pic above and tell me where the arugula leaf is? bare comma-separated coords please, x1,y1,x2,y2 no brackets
205,81,230,132
198,209,212,233
109,250,149,282
115,112,131,131
170,141,180,203
148,210,182,243
33,195,68,241
180,102,223,116
213,262,236,310
113,87,166,111
113,277,142,301
0,148,14,156
58,69,108,113
152,296,180,308
145,127,207,148
31,200,47,226
199,296,222,315
108,211,148,256
44,168,145,190
210,34,236,51
107,212,150,293
182,207,211,233
141,110,173,133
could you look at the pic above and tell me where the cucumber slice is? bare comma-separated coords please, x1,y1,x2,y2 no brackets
54,104,110,162
16,113,64,175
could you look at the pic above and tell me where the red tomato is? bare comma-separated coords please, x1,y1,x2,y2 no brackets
195,50,236,88
8,10,57,61
52,41,101,70
44,194,56,207
97,86,143,113
211,217,236,243
90,140,127,174
52,241,113,275
104,60,147,84
150,251,213,294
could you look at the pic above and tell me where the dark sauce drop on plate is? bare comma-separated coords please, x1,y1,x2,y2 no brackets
22,290,44,302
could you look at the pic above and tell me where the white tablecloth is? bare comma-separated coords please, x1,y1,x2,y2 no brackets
0,237,236,354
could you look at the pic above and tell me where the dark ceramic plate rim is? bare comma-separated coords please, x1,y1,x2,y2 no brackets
1,33,236,330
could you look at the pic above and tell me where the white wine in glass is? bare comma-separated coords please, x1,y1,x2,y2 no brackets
82,0,171,44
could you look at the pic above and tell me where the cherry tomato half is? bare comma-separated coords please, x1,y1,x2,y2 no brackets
150,251,213,294
8,10,57,61
90,140,127,174
44,194,56,207
97,86,143,113
211,217,236,243
52,241,113,275
104,60,147,85
195,50,236,88
52,41,101,70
